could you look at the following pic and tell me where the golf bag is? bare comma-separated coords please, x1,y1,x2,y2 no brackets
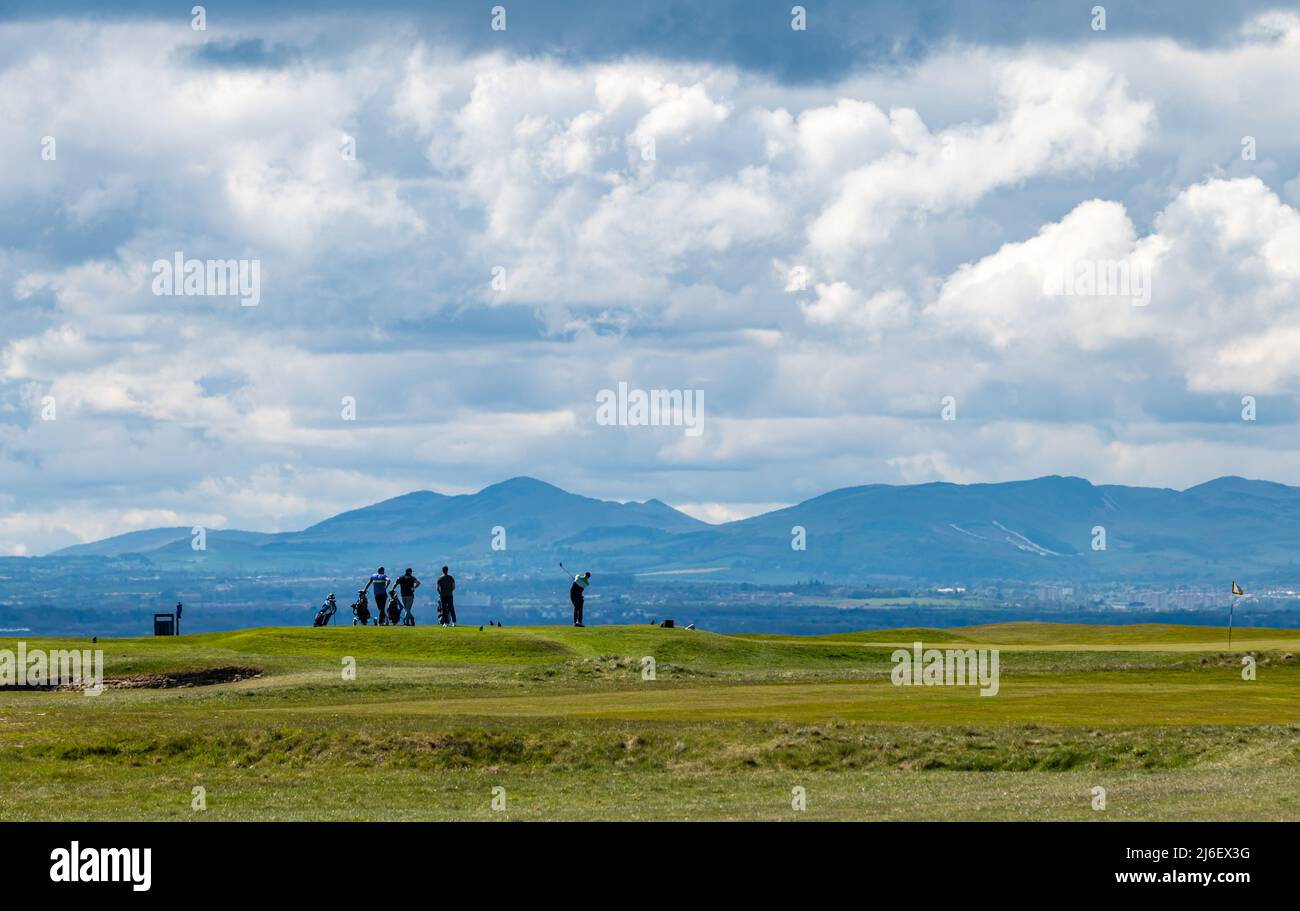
314,599,337,627
351,590,371,626
386,595,402,626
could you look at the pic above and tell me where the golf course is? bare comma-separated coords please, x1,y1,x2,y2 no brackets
2,622,1297,821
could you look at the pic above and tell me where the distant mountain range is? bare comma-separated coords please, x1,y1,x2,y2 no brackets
48,475,1300,584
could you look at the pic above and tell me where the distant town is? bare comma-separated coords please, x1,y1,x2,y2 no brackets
1,553,1290,637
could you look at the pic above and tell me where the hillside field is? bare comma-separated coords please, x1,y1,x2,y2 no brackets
1,622,1297,820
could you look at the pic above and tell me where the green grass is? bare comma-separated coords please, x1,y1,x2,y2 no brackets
1,622,1297,820
811,621,1300,649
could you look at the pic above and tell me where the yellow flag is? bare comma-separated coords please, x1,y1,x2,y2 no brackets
1231,581,1244,596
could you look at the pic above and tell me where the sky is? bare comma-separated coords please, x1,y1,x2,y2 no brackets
3,1,1300,554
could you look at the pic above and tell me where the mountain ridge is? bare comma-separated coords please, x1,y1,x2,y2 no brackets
45,474,1300,584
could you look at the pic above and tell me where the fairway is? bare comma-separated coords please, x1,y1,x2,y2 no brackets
313,672,1298,725
1,622,1297,821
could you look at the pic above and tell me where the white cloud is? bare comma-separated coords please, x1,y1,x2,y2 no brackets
930,177,1300,395
672,501,789,524
806,60,1154,265
4,13,1300,552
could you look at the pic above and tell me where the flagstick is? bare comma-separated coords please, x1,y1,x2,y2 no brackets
1228,596,1235,650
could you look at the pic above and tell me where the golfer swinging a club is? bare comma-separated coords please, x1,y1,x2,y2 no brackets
570,571,591,627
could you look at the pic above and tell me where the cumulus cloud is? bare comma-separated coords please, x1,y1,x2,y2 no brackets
805,60,1154,265
3,12,1300,554
930,177,1300,392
